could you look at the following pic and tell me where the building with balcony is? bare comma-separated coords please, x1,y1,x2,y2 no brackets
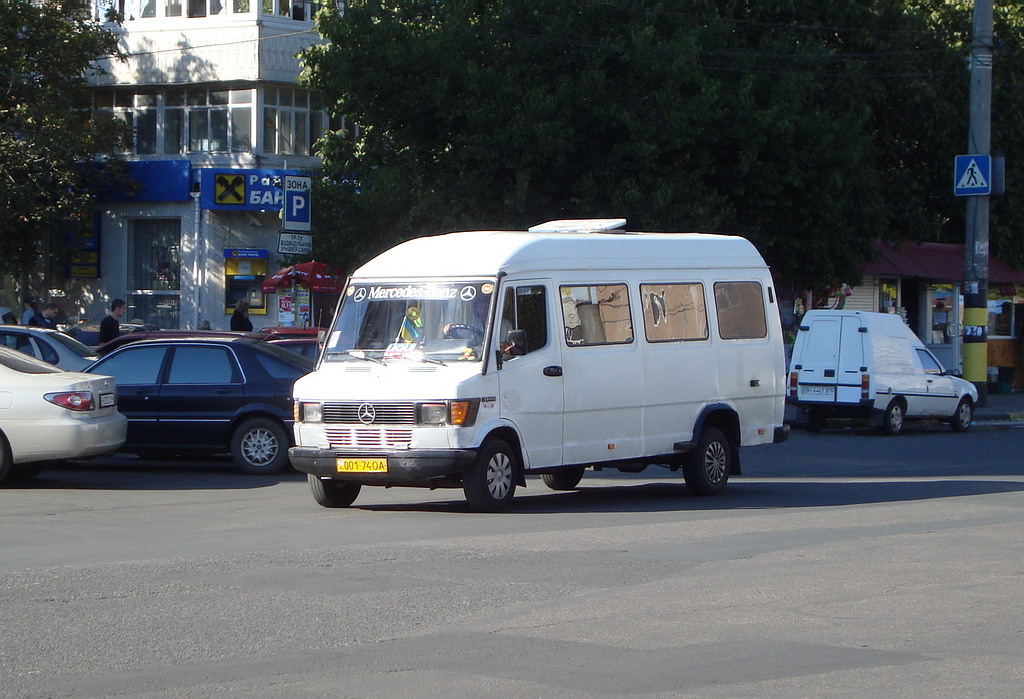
62,0,342,331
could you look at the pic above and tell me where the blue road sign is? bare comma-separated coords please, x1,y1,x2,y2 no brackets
283,176,312,231
954,155,991,196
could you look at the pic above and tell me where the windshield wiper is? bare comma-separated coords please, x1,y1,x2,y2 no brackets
340,349,387,365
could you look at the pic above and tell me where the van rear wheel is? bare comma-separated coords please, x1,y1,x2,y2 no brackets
683,427,731,496
881,399,905,436
542,466,585,491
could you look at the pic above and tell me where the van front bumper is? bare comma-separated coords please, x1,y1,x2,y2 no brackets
289,447,477,485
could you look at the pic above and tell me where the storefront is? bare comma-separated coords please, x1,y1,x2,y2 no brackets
66,162,312,331
862,241,1024,385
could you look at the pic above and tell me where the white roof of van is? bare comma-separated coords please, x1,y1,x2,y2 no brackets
354,229,768,279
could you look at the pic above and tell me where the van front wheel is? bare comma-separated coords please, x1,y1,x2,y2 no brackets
683,427,731,496
950,397,973,432
464,439,517,512
309,475,361,508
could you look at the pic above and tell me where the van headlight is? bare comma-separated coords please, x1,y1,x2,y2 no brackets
300,402,323,423
418,403,448,425
417,400,479,426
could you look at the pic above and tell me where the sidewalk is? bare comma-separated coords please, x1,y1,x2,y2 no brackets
974,390,1024,422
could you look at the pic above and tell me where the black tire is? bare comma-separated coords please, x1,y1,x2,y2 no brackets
806,409,826,433
0,433,11,485
309,474,361,508
683,427,731,496
231,417,291,474
881,399,905,436
541,466,585,491
950,397,973,432
9,462,46,480
464,439,517,512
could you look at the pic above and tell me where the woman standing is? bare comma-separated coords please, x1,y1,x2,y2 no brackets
230,299,254,332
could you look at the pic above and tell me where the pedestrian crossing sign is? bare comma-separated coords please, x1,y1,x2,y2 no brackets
954,155,991,196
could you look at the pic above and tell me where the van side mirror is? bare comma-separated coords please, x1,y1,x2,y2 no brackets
506,329,528,356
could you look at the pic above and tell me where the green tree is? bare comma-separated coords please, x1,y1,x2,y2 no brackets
0,0,129,274
302,1,1021,288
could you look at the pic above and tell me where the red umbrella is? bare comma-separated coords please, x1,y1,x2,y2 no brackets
291,261,345,293
261,261,344,294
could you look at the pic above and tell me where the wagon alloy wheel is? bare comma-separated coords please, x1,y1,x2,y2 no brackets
464,439,517,512
231,417,291,474
881,400,905,436
951,397,973,432
683,427,731,496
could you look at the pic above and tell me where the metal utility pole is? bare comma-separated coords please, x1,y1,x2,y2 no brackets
962,0,993,405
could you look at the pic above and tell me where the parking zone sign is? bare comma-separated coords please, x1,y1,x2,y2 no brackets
283,176,312,231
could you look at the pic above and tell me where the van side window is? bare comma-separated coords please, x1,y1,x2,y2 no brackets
640,283,708,342
714,281,768,339
916,348,943,374
560,284,633,346
499,285,548,355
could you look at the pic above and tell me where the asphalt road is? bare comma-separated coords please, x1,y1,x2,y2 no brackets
3,422,1024,697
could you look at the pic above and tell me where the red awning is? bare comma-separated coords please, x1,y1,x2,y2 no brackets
864,241,1024,285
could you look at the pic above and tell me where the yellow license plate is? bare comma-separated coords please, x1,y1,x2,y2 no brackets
336,458,388,473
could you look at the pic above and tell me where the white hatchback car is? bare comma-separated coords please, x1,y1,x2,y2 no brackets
0,346,127,483
0,325,99,371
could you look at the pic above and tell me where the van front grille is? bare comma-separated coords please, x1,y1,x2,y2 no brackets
322,402,416,425
324,427,413,450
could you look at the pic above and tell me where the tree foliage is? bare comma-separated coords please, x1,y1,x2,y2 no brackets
0,0,129,273
302,0,1024,288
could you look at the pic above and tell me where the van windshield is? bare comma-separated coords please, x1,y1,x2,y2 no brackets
324,280,496,364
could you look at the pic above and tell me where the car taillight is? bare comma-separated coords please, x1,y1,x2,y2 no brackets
45,391,95,412
861,373,871,401
788,371,798,397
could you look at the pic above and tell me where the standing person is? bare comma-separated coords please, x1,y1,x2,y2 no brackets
99,299,126,344
230,299,253,332
21,297,39,325
28,303,59,329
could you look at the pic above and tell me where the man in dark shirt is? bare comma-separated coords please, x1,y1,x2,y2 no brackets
99,299,126,344
28,303,59,329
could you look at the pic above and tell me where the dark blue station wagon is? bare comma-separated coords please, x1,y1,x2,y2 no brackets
86,336,313,474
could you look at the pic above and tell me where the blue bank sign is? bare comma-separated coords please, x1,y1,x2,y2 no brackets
199,169,306,211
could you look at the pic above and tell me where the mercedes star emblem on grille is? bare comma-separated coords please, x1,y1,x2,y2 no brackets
357,403,376,424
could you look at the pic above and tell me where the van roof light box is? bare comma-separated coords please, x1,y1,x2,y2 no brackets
528,218,627,234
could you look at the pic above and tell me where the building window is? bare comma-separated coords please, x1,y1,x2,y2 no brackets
988,287,1024,339
129,219,181,329
264,87,321,155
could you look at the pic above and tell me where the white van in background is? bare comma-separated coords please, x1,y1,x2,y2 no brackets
788,310,978,434
290,219,789,511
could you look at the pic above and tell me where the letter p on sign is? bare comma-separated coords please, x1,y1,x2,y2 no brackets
283,176,312,231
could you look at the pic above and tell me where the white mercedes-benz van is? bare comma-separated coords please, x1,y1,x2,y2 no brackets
290,219,789,511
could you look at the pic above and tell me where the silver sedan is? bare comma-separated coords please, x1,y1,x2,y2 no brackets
0,346,126,483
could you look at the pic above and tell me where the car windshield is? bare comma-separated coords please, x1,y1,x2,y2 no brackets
0,345,64,374
48,331,99,359
324,279,496,363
